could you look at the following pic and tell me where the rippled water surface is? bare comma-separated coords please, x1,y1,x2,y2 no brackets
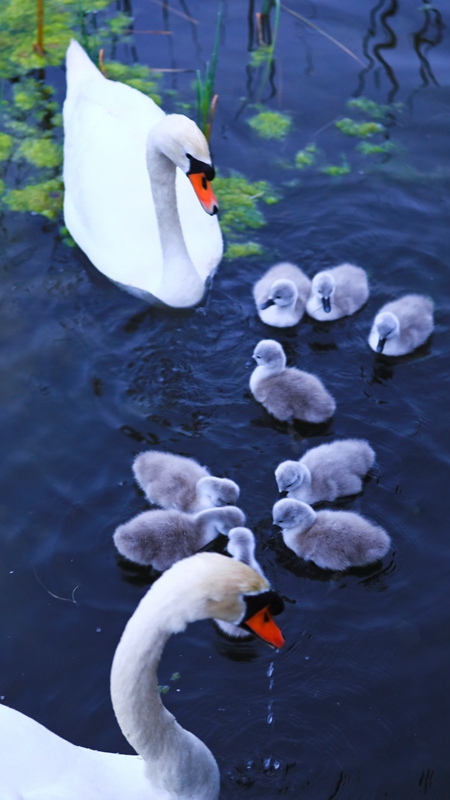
1,1,450,797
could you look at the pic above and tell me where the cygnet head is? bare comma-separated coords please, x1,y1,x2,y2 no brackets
252,339,286,373
275,461,307,493
197,476,240,508
261,279,298,310
205,505,246,536
374,311,400,353
148,114,218,215
272,498,316,532
227,527,257,563
311,271,336,313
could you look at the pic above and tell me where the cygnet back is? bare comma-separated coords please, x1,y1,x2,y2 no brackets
250,339,336,423
275,439,375,504
114,505,245,572
253,262,311,327
306,263,369,321
273,498,390,570
368,294,434,356
133,450,238,513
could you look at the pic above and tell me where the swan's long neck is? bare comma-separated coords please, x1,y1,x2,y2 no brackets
110,586,219,799
145,144,205,308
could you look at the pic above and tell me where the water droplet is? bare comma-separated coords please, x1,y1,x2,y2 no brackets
264,757,271,770
267,713,273,724
305,655,310,660
267,661,274,678
96,628,101,633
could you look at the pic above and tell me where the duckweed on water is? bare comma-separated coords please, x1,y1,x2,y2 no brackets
295,143,318,169
4,178,63,219
336,118,385,137
0,133,13,161
214,172,279,258
248,111,292,140
357,140,398,156
320,157,351,177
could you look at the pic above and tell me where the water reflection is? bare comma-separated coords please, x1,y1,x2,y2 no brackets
355,0,445,102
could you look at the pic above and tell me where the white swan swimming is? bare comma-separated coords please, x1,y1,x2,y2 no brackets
0,553,284,799
249,339,336,423
214,527,268,639
133,450,240,512
306,263,369,321
273,498,391,570
113,505,246,570
63,40,223,308
368,294,434,356
275,439,375,505
253,262,311,327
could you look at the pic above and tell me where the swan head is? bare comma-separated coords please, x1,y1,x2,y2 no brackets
311,271,335,313
275,460,307,493
165,553,285,647
374,311,400,353
148,114,218,215
272,498,316,532
252,339,286,373
197,476,240,508
261,279,298,310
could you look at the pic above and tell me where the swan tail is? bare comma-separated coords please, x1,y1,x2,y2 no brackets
66,39,103,94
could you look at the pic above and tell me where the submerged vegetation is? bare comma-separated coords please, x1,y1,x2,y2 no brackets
248,110,291,139
214,172,279,258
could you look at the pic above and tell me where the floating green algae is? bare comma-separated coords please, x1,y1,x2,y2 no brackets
347,97,392,120
357,140,398,155
103,61,161,104
4,178,64,219
0,132,13,161
214,172,279,258
336,118,384,137
320,157,351,177
17,138,62,169
248,110,291,140
295,143,318,169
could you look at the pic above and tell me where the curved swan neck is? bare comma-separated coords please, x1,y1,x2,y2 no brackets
145,131,205,308
110,582,219,799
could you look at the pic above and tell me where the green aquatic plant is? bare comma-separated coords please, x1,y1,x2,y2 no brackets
248,110,291,139
4,177,63,218
347,97,392,120
195,3,221,139
103,61,161,103
16,137,62,168
357,140,398,155
0,132,13,161
320,157,351,177
295,143,318,169
214,171,279,258
336,118,384,137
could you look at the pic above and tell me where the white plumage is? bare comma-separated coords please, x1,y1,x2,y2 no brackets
306,263,369,321
368,294,434,356
63,40,222,307
249,339,336,423
275,439,375,505
273,498,391,570
113,505,245,570
133,450,240,513
253,262,311,327
0,553,280,800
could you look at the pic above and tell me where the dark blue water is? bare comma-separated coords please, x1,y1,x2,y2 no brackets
1,1,450,797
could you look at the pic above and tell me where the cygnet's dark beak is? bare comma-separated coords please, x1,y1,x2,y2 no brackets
322,297,331,313
376,337,386,353
261,298,276,309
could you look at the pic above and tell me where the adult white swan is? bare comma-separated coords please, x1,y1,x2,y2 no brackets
63,40,223,307
0,553,284,799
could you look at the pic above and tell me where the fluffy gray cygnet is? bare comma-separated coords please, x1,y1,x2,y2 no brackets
273,498,390,570
306,263,369,321
249,339,336,423
275,439,375,505
368,294,434,356
253,262,312,327
114,505,246,571
133,450,240,513
214,527,266,639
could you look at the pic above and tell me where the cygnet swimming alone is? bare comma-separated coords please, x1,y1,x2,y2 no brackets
133,450,240,513
249,339,336,423
368,294,434,356
306,263,369,321
273,498,390,570
253,262,312,327
275,439,375,505
214,527,268,639
114,505,245,571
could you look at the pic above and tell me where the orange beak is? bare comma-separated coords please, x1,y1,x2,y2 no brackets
188,172,219,215
244,605,285,649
